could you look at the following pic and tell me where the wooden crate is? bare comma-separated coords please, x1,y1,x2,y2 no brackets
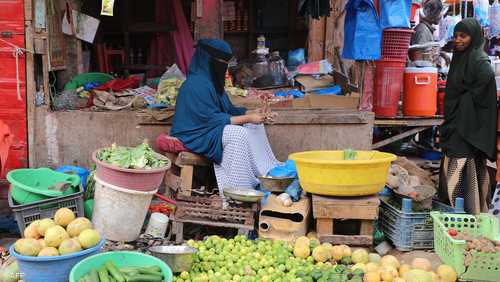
312,194,380,246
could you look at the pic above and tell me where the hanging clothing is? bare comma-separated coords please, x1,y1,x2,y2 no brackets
439,18,497,214
439,156,491,214
170,39,246,164
171,0,194,74
214,124,280,192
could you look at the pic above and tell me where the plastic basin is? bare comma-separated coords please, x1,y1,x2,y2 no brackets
7,168,80,205
10,239,105,282
69,251,173,282
289,150,397,196
92,149,171,192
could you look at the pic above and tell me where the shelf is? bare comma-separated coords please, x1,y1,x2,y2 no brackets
224,31,249,35
119,64,167,71
128,23,175,33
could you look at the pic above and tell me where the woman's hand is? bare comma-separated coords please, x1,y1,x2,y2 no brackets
246,112,267,124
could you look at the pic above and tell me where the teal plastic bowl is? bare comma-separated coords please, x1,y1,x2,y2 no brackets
69,251,173,282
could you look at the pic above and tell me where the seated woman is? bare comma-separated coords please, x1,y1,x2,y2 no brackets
170,39,280,195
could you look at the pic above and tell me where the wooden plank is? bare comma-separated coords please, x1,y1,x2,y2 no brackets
25,22,35,167
24,0,33,21
165,170,181,191
176,152,211,166
374,118,444,127
324,0,335,64
360,220,374,236
316,218,333,236
312,195,380,220
319,234,373,246
308,16,326,61
172,218,254,230
372,126,428,149
179,165,194,197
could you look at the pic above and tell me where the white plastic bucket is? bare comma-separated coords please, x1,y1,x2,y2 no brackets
145,212,169,238
92,176,156,242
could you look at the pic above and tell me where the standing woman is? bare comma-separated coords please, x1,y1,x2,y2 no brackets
439,18,497,214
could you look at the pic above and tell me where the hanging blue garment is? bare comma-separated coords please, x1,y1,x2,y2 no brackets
342,0,382,60
170,39,246,164
380,0,412,29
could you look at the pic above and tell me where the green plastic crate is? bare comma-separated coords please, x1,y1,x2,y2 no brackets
431,212,500,282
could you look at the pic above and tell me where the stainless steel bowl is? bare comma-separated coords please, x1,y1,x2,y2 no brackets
149,245,198,273
258,176,294,192
223,187,265,202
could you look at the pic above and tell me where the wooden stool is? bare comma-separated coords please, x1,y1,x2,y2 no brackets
164,151,212,197
312,194,380,246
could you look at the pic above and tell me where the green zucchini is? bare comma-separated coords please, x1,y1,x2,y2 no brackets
88,269,99,282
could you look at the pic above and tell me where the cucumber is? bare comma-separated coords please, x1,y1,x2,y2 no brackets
98,266,110,282
105,261,126,282
126,274,163,282
88,269,99,282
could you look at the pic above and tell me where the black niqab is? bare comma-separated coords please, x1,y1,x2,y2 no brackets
441,18,497,161
199,43,232,94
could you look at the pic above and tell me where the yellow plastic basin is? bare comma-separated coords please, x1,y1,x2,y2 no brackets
289,150,397,196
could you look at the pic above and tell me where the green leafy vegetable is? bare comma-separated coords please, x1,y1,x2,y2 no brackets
343,149,358,160
97,141,168,169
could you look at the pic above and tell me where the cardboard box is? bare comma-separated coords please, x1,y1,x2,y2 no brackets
292,93,360,110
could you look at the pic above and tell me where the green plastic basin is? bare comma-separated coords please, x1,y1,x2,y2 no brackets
69,251,173,282
7,168,80,205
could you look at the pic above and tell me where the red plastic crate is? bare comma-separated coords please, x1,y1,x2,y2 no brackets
381,29,414,61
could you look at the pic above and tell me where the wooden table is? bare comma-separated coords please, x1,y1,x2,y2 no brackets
372,116,444,149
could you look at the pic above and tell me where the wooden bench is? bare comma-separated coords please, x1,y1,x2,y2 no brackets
164,151,212,197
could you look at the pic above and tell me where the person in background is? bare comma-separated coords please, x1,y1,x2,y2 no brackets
171,39,280,198
439,18,497,214
410,0,444,45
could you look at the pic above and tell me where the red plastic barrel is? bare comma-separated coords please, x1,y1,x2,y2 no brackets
374,60,406,117
403,67,438,117
437,80,446,115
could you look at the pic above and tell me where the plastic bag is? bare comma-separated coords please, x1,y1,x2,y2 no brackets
439,15,461,42
288,49,306,71
267,160,297,178
490,0,500,37
160,64,186,81
474,0,490,27
284,179,302,202
342,0,382,60
380,0,412,29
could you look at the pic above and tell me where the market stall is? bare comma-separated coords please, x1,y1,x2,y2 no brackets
2,0,500,281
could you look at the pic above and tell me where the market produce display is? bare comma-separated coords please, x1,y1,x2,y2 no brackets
448,230,500,266
156,78,184,106
96,141,167,169
14,208,101,257
175,234,458,282
77,261,166,282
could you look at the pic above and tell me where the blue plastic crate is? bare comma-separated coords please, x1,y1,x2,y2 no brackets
379,197,460,251
0,213,20,234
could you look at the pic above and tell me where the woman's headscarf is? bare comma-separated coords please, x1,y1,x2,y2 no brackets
170,39,246,164
442,18,497,160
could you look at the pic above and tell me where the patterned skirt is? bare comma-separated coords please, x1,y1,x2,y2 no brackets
438,156,491,214
213,124,281,195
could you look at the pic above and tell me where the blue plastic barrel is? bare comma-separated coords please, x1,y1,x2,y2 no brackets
10,239,105,282
56,166,90,190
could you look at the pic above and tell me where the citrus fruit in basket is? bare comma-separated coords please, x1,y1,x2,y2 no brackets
37,218,56,236
54,207,76,227
44,225,69,248
66,217,92,237
38,247,59,257
24,223,41,239
58,238,82,255
78,229,101,249
15,238,42,256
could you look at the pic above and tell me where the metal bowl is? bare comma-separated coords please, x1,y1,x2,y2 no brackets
223,187,265,202
258,176,294,192
149,245,198,273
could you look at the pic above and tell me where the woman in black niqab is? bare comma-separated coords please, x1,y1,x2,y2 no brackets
439,18,497,214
